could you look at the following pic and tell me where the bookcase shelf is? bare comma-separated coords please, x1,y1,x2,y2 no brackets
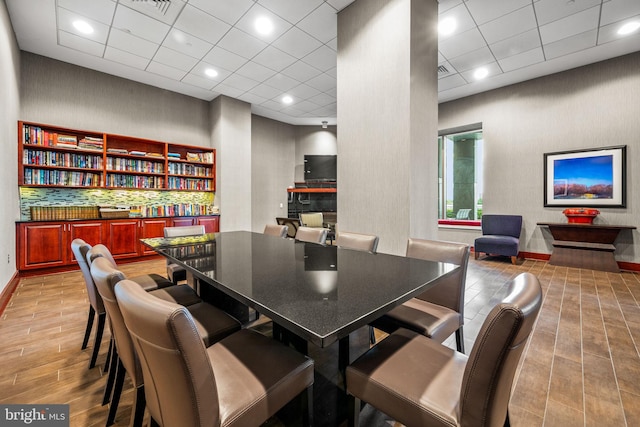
18,121,215,192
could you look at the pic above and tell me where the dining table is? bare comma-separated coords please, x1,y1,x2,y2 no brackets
140,230,459,424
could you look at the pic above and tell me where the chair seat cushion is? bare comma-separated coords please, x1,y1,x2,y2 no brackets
129,273,174,291
347,329,467,427
149,284,202,307
186,302,241,347
209,329,314,427
382,298,462,343
167,263,187,283
474,235,519,256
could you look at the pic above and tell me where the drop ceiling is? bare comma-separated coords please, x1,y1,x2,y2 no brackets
6,0,640,125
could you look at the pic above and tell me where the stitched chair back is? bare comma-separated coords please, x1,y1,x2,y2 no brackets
295,226,328,244
163,225,206,238
264,224,288,238
300,212,324,228
481,214,522,238
335,231,379,253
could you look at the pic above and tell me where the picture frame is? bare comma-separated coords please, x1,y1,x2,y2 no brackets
544,145,627,208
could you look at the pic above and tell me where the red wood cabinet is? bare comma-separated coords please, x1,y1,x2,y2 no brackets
196,216,220,233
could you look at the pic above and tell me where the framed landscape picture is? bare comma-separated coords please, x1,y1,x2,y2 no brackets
544,145,627,207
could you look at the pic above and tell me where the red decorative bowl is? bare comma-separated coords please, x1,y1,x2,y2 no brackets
563,208,600,224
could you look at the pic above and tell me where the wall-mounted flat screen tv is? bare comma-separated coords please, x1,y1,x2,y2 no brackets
304,155,337,181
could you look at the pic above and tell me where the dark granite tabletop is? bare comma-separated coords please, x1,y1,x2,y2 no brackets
141,231,458,348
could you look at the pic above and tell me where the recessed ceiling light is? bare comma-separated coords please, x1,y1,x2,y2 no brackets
282,95,293,104
618,21,640,35
173,31,187,43
438,17,457,36
73,20,94,35
474,67,489,80
205,68,218,78
255,16,274,36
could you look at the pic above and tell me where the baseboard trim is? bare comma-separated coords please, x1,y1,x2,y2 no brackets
520,251,640,272
0,271,20,317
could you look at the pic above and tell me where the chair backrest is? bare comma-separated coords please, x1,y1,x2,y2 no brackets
276,217,300,238
481,214,522,238
264,224,288,238
115,279,219,427
164,225,206,238
336,231,379,253
87,243,118,267
456,208,472,220
406,238,470,313
89,255,143,387
459,272,542,426
70,239,104,314
295,226,328,244
300,212,323,228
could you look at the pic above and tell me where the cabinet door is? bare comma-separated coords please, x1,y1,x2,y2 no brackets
107,220,140,259
18,223,67,270
196,216,219,233
68,221,105,262
171,217,195,227
140,218,169,255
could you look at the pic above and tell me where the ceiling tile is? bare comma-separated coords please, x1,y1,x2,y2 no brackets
326,37,337,51
272,26,323,59
104,46,150,70
221,73,261,92
188,0,254,26
146,61,188,80
235,60,278,82
297,2,337,43
305,72,336,92
308,92,336,106
325,0,356,12
118,0,187,25
601,0,640,25
258,0,324,24
293,100,322,113
448,47,495,73
438,3,477,41
459,61,502,83
190,61,232,83
438,0,464,14
281,60,322,81
489,29,542,60
217,28,269,59
325,67,336,78
264,73,301,91
58,30,105,57
598,18,640,44
112,4,170,44
543,29,598,60
173,4,230,45
182,73,216,90
249,84,284,100
288,83,321,99
58,0,115,25
539,6,600,45
107,28,158,59
439,27,487,59
498,47,544,72
162,29,213,59
237,92,268,105
234,3,293,43
479,5,537,45
202,46,248,72
152,46,199,71
437,61,457,79
260,99,285,111
252,46,298,71
212,83,245,98
438,73,467,91
534,0,601,26
301,45,336,72
464,0,531,25
57,7,110,44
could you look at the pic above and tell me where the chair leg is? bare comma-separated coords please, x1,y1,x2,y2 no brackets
82,305,96,350
504,409,511,426
150,418,161,427
103,346,119,406
302,383,313,427
511,256,517,265
106,359,126,426
89,312,106,369
455,328,465,353
348,395,361,427
474,251,480,260
369,325,376,345
131,385,146,427
104,338,113,374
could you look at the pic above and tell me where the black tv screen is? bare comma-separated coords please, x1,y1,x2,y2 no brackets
304,155,336,181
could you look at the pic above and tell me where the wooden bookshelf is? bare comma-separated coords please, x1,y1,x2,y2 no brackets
18,121,215,192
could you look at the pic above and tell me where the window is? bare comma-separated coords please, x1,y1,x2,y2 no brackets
438,124,483,224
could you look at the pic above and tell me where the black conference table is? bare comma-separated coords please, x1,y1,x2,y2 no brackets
140,231,458,424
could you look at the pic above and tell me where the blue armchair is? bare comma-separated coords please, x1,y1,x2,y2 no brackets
474,214,523,265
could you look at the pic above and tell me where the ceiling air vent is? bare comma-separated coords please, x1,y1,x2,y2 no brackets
437,65,450,75
132,0,171,15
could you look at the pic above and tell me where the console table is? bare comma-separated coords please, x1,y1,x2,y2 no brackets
537,223,636,272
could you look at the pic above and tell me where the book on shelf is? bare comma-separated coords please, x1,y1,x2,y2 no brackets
146,152,164,158
56,142,78,149
167,152,181,159
107,148,128,154
129,150,146,156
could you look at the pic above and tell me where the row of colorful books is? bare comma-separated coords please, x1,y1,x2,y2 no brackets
23,168,102,186
23,124,104,150
167,162,212,176
106,173,165,189
24,149,103,169
106,158,164,173
167,177,213,191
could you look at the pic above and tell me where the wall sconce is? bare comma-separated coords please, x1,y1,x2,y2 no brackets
321,121,328,129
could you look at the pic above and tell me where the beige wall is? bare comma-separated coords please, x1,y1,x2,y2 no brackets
438,51,640,263
0,0,20,291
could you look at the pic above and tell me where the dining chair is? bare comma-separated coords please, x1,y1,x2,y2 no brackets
114,279,315,427
90,256,241,427
263,223,288,238
276,217,301,238
371,238,470,352
299,212,324,228
335,231,379,252
295,226,328,244
71,238,107,369
347,272,542,427
163,225,206,284
474,214,523,265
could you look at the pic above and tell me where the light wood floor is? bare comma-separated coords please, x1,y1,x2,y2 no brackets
1,256,639,426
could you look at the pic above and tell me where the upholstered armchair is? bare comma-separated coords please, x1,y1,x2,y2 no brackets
474,214,523,265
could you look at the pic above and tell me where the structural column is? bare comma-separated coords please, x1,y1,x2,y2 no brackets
337,0,439,255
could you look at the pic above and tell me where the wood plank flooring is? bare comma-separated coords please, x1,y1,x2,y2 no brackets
1,256,639,426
